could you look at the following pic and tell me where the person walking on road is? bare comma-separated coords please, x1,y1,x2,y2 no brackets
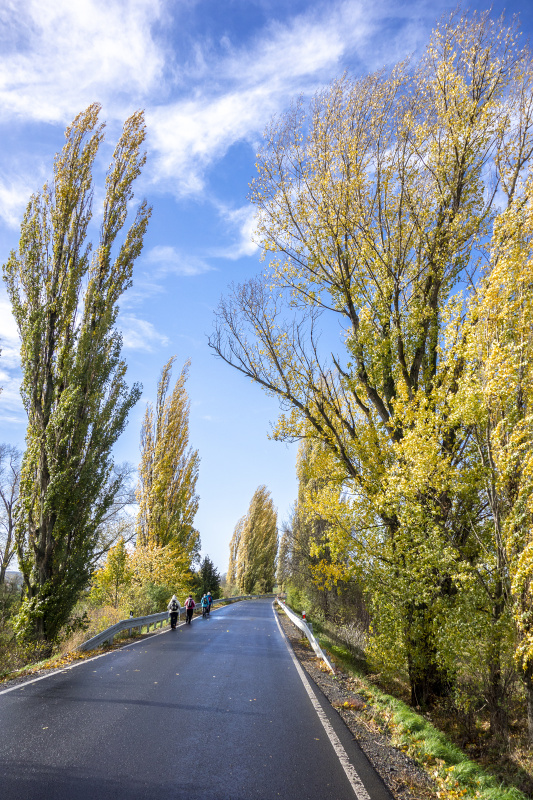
201,594,209,618
167,595,180,629
207,592,213,616
184,594,195,624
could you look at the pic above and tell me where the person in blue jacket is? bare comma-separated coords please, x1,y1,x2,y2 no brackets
201,594,209,617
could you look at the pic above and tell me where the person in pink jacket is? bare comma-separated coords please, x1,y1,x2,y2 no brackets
184,594,195,624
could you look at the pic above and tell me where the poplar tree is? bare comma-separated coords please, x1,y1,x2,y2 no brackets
227,515,245,590
236,486,278,594
276,524,291,591
136,357,200,566
454,179,533,740
3,104,150,644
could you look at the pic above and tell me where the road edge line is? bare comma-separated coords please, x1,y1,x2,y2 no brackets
273,605,371,800
0,622,178,697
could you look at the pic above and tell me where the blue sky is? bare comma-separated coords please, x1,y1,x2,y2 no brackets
0,0,531,573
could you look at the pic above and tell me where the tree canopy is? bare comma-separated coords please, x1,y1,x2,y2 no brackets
211,9,533,737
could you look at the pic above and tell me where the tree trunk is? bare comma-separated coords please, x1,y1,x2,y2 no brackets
486,587,508,740
523,663,533,746
487,648,507,739
406,602,452,708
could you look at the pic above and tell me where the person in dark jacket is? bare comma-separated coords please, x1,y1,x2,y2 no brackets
184,594,195,624
167,595,180,629
207,592,213,615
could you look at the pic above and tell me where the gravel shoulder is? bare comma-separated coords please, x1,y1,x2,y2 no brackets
276,607,437,800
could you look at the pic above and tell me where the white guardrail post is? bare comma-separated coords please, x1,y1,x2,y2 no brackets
78,594,276,652
275,598,335,673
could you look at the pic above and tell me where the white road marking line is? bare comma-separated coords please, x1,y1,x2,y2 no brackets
0,622,174,697
273,608,371,800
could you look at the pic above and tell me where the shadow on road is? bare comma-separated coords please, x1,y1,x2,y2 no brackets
0,760,252,800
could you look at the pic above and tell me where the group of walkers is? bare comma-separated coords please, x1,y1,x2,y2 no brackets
167,592,213,628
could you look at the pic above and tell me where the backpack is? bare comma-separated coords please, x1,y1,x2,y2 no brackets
185,598,194,609
170,600,178,612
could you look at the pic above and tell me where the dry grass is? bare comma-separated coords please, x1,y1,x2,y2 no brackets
59,605,125,654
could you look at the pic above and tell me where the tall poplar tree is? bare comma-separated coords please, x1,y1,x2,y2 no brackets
227,515,245,590
455,177,533,740
136,357,200,566
235,486,278,594
3,104,150,644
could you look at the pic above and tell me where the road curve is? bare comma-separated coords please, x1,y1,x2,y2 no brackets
0,599,392,799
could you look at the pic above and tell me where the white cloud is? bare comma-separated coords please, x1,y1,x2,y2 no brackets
0,169,40,229
0,0,167,124
146,245,214,277
0,296,24,424
148,1,376,194
119,313,169,352
213,204,259,260
0,0,434,203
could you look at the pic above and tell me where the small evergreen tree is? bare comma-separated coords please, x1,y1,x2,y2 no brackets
197,555,221,599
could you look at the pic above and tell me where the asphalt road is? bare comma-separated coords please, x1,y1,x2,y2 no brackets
0,599,392,800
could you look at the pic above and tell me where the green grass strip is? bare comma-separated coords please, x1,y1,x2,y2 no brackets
313,625,527,800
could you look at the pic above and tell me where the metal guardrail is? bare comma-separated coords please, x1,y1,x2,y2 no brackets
275,598,335,673
78,611,169,651
78,594,275,651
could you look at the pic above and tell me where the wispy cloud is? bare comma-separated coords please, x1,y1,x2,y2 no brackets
0,168,42,229
146,245,214,277
119,313,169,352
0,0,167,124
0,0,434,202
213,204,259,260
148,1,377,194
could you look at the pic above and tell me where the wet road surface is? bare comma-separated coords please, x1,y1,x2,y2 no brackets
0,599,392,799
